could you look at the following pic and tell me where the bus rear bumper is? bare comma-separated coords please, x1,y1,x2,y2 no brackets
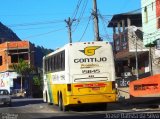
66,93,117,105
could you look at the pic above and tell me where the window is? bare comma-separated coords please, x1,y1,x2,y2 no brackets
152,2,154,11
157,18,160,29
144,6,148,23
61,51,65,70
51,57,54,71
116,46,120,51
11,54,27,63
45,59,48,72
44,50,65,73
156,39,160,49
11,55,18,63
48,58,51,71
0,56,2,66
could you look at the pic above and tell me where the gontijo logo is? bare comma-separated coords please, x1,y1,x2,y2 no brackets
80,46,101,56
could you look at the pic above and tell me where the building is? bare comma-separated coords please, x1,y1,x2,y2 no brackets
0,41,34,94
127,0,160,100
108,13,150,99
141,0,160,75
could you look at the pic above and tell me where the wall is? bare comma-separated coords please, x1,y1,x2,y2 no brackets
142,0,160,46
0,41,34,72
129,74,160,97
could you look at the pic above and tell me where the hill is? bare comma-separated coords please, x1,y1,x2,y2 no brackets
0,22,20,43
0,22,53,68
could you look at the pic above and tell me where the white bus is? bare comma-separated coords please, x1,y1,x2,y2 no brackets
43,41,117,111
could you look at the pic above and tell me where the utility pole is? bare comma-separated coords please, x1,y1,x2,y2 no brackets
65,17,75,43
149,46,153,75
92,0,100,41
129,26,139,80
134,35,139,80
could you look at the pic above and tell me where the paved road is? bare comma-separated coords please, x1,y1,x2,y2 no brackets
0,98,160,119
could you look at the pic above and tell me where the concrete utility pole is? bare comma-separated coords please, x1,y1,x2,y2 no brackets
65,17,75,43
149,46,153,75
92,0,100,41
129,26,139,80
134,35,139,80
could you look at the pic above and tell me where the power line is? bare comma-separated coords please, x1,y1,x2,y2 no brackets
6,2,156,29
6,16,90,29
22,27,66,39
98,11,111,41
0,12,72,17
12,25,63,31
7,20,64,27
103,0,157,20
79,16,91,42
72,0,89,33
71,0,82,19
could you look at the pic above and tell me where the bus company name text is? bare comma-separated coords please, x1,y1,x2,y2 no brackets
74,57,107,63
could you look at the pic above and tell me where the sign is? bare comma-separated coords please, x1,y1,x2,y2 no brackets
0,80,5,87
0,72,18,79
116,77,136,88
79,46,101,56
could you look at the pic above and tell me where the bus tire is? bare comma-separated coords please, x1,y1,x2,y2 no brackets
58,94,68,111
58,94,63,111
105,103,108,110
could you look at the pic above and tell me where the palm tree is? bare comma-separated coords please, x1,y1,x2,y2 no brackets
10,59,33,93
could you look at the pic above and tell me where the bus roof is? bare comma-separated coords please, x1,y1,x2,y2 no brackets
43,41,111,59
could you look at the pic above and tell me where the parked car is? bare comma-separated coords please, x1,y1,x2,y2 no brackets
0,89,12,106
12,89,26,98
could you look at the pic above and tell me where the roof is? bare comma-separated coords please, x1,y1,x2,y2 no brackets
108,13,142,27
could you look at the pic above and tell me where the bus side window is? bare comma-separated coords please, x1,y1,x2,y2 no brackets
51,56,54,71
59,53,62,70
61,51,65,70
45,59,48,72
57,54,61,70
49,58,51,71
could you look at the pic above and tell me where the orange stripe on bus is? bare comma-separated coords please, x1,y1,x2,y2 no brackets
74,83,107,88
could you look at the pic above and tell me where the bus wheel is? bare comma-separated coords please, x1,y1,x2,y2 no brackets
58,94,68,111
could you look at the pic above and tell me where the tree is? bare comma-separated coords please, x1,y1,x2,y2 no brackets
33,76,42,88
32,75,43,98
10,59,33,93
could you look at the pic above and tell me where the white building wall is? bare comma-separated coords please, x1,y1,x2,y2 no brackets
0,72,18,93
142,0,157,46
142,0,160,46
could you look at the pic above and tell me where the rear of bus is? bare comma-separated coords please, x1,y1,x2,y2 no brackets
67,41,117,105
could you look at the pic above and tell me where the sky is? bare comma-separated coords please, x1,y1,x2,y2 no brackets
0,0,141,50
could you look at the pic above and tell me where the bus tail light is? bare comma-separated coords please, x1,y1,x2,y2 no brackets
67,84,72,91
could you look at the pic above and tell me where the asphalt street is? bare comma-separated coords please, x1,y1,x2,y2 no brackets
0,98,160,119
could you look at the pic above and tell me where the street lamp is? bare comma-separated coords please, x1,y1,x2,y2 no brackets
128,26,139,80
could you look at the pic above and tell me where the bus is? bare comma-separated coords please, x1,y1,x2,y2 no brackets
43,41,117,111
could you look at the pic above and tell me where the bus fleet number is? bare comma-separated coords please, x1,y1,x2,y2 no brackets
82,69,100,74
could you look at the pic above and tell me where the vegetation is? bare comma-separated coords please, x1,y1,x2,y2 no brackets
33,75,43,98
10,59,34,92
33,76,43,89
